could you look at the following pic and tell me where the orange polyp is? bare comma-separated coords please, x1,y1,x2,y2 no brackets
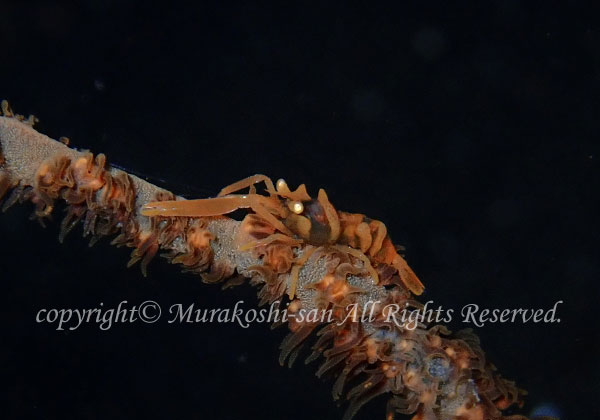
368,220,387,257
355,222,372,252
187,227,213,249
392,254,425,296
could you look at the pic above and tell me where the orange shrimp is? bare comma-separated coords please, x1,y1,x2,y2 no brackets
141,175,425,296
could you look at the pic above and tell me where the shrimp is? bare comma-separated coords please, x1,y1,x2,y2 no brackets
141,175,425,296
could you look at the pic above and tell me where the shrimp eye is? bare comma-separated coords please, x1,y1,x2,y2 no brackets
276,178,288,193
288,200,304,214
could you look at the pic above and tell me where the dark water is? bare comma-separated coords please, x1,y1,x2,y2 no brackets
0,2,598,419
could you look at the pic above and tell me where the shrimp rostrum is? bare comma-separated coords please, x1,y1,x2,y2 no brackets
141,174,425,297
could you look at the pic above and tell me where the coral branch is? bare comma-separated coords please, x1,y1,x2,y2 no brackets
0,105,530,420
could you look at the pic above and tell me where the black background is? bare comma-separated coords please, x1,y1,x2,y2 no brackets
0,1,598,419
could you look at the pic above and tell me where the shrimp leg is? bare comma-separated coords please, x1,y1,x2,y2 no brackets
218,174,276,196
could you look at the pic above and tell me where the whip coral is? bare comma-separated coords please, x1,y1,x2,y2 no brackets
0,102,541,420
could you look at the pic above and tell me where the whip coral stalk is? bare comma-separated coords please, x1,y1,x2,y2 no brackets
0,102,537,420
